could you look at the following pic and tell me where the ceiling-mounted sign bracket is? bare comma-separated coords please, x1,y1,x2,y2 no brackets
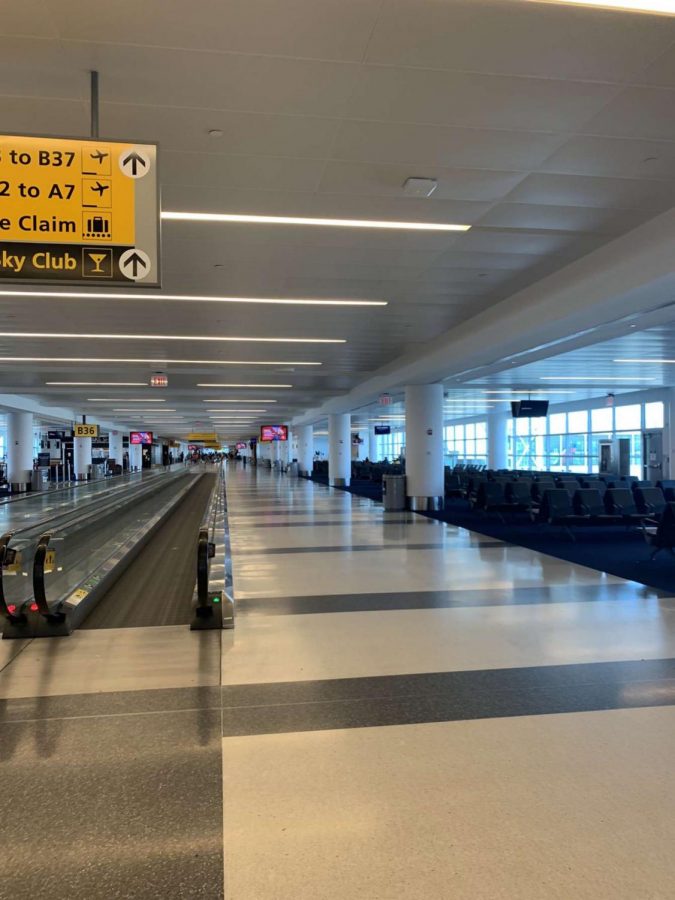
0,132,160,286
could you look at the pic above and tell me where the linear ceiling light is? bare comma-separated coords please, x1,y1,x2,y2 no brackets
0,331,343,345
0,290,386,307
114,408,177,412
614,358,675,363
523,1,675,15
205,409,267,413
197,383,292,388
0,357,321,365
162,211,470,232
87,398,167,402
541,376,655,381
480,389,578,394
46,381,147,386
201,399,274,403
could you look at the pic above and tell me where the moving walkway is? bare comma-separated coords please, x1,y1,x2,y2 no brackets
0,464,232,638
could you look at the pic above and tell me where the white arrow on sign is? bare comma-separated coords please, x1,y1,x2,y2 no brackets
119,248,151,281
119,148,151,178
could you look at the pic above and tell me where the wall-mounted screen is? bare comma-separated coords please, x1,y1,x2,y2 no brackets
130,431,153,444
511,400,549,418
260,425,288,442
374,425,391,435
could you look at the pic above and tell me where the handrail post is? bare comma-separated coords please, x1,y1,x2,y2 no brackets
32,532,53,617
0,532,17,620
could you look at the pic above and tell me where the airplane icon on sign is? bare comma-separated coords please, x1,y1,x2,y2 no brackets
91,181,110,197
90,150,109,164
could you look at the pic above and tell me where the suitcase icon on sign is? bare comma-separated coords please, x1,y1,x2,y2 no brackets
82,213,112,240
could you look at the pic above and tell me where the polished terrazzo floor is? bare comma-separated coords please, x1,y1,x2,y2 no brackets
3,463,675,898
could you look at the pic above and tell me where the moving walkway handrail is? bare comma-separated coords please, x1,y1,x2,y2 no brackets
0,531,14,619
2,468,190,627
191,465,234,630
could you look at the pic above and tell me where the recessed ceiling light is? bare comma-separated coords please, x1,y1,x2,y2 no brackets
480,389,577,394
196,383,292,388
208,129,224,138
523,0,675,14
402,177,438,198
162,211,470,232
0,290,387,307
0,331,344,345
0,357,321,365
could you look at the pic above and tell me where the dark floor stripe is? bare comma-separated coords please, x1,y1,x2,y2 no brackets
221,658,675,737
236,582,669,616
0,685,222,724
234,540,506,556
243,517,420,528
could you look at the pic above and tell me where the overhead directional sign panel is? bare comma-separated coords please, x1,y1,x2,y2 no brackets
0,134,160,285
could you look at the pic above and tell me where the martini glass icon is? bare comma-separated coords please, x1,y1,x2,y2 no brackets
88,252,107,274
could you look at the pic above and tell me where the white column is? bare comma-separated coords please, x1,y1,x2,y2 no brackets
108,430,124,464
296,425,314,475
329,413,351,486
128,443,143,471
7,411,33,487
73,435,92,480
488,413,509,470
405,384,444,509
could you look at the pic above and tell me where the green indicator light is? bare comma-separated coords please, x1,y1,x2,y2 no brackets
213,596,221,604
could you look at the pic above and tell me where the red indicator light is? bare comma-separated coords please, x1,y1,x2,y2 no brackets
30,603,39,612
7,604,16,614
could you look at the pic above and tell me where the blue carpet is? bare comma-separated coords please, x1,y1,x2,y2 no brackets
421,500,674,596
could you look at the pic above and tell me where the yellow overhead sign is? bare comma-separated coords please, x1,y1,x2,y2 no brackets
74,423,99,438
187,433,219,442
0,134,159,285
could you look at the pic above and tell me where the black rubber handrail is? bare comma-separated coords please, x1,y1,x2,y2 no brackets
196,526,210,608
0,531,16,619
32,532,53,618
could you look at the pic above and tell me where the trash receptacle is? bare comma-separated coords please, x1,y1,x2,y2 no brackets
383,474,407,511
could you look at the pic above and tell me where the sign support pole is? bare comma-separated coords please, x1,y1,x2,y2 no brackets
90,71,100,140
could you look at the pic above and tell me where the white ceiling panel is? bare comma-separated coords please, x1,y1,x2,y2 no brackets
0,95,88,135
48,0,382,61
366,0,675,83
506,173,675,210
317,160,527,202
330,120,566,171
540,135,675,180
582,87,675,142
478,203,655,235
0,0,56,37
160,151,327,193
63,42,362,118
102,104,341,160
345,67,619,132
0,36,83,98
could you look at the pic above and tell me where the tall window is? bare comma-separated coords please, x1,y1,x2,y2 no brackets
445,422,487,465
504,400,662,476
375,430,405,460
